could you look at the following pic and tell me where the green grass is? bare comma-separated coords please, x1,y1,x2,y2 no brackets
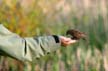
0,0,108,71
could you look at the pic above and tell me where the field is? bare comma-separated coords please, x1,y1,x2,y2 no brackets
0,0,108,71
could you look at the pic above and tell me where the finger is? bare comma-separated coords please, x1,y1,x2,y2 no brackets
63,38,72,42
68,40,77,44
60,36,71,41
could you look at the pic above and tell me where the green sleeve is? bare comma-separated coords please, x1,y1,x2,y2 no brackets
0,24,61,62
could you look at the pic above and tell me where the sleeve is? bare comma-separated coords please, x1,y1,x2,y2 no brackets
25,35,61,62
0,24,61,62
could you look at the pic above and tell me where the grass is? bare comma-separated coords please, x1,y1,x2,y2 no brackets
0,0,108,71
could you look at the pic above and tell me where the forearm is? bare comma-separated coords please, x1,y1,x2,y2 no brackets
25,35,61,61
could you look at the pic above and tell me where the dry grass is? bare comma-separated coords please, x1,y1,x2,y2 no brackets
0,0,108,71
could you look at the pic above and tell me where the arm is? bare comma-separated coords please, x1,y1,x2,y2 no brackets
0,24,77,63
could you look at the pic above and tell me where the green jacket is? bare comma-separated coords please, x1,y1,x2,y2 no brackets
0,24,61,62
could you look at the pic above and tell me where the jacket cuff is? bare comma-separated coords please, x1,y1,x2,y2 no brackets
52,35,60,43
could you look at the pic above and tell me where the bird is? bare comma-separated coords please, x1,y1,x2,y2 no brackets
66,29,87,40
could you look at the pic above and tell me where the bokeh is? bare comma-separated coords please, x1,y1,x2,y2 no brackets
0,0,108,71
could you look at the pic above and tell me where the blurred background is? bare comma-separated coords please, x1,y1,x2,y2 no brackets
0,0,108,71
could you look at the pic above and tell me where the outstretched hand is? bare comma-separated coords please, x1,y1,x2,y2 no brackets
60,36,77,47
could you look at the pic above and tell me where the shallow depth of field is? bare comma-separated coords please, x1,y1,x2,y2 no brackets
0,0,108,71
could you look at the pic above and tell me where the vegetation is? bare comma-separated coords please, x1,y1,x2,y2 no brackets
0,0,108,71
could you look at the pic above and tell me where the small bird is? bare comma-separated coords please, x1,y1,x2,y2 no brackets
66,29,87,40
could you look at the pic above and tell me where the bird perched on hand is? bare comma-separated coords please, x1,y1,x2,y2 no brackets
66,29,87,40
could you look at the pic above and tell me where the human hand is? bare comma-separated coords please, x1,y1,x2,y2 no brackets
60,36,77,47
